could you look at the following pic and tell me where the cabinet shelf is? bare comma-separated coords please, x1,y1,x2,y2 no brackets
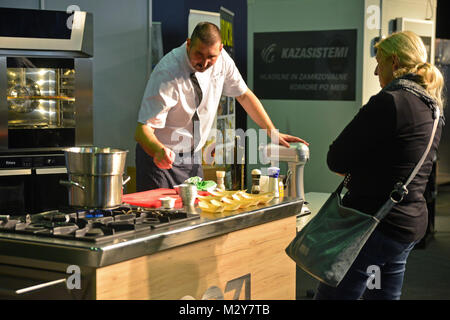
7,96,75,102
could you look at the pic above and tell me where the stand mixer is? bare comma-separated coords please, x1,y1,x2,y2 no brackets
260,142,310,200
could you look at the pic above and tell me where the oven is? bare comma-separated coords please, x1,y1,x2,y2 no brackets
5,57,77,149
0,152,68,214
0,8,93,214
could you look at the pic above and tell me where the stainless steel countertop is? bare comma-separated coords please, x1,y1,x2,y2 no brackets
0,197,304,268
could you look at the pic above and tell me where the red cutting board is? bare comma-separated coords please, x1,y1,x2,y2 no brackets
122,188,209,208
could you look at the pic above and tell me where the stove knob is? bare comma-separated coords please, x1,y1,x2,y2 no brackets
22,158,32,167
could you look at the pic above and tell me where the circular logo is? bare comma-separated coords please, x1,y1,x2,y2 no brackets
261,43,277,63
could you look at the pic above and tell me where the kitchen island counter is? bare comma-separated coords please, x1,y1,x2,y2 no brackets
0,197,304,299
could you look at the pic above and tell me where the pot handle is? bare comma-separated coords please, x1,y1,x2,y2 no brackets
123,175,131,186
59,180,86,190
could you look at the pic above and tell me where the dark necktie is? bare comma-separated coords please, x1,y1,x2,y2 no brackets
190,73,203,106
190,73,202,153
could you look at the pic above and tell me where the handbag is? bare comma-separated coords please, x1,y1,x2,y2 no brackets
285,106,440,288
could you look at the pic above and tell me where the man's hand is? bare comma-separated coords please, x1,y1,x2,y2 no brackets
277,133,309,148
153,147,175,169
135,123,176,170
270,130,309,148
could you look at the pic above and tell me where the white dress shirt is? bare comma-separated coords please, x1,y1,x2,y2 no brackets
138,42,248,153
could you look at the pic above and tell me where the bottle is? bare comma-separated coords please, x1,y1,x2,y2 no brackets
231,135,244,190
251,169,261,194
268,167,280,198
216,170,226,191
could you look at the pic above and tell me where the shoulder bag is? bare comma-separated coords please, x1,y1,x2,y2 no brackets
285,106,440,287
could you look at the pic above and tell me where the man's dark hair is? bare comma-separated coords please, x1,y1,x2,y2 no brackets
190,22,222,46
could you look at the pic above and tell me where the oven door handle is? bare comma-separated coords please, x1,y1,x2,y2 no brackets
36,167,68,175
0,169,32,176
0,278,67,296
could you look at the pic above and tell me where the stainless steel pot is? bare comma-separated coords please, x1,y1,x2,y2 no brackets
63,147,128,175
60,174,131,209
60,147,130,209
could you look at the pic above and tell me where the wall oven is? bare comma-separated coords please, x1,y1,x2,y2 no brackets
0,8,93,214
0,152,68,215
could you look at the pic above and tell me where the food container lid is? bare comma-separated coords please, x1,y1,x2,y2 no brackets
268,167,280,178
216,171,226,178
251,169,262,175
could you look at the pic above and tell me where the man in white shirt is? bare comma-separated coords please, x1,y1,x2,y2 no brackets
135,22,308,191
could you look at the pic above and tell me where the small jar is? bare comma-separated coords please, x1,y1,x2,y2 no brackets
216,170,226,191
160,197,175,209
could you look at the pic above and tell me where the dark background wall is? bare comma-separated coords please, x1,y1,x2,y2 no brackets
152,0,248,132
436,0,449,39
153,0,247,77
154,0,449,79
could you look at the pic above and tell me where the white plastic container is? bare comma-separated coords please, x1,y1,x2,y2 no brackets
259,175,269,193
268,167,280,198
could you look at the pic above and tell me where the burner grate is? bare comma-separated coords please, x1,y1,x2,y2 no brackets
0,205,200,242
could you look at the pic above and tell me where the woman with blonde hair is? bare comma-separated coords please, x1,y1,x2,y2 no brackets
315,31,445,300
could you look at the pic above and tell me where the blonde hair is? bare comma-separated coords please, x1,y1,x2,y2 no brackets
375,31,445,109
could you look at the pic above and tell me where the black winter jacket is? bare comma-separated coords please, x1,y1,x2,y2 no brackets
327,82,444,243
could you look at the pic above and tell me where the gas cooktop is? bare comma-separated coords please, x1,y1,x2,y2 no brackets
0,205,200,243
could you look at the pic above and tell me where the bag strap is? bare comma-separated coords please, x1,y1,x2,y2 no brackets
374,106,441,221
402,107,440,190
334,180,345,195
334,173,351,194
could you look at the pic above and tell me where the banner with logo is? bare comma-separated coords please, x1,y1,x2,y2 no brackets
220,7,235,59
254,29,357,100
